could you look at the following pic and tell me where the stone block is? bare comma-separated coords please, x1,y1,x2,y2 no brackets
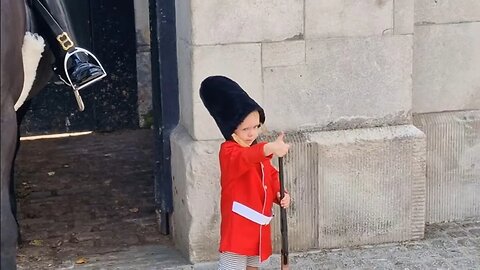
175,0,193,44
136,51,152,128
394,0,414,34
177,40,194,137
190,0,303,45
170,126,221,263
413,110,480,223
133,0,150,46
266,133,319,252
309,125,426,247
171,125,426,261
254,126,425,253
305,0,393,38
191,43,262,140
263,35,412,132
413,23,480,113
415,0,480,24
262,40,305,67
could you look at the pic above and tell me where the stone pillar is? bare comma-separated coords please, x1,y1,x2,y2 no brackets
172,0,424,263
134,0,153,128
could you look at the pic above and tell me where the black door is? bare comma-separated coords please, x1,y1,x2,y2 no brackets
20,0,138,135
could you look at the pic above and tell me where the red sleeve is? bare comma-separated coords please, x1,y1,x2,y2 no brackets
220,141,271,176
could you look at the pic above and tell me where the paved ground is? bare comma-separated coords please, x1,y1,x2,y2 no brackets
258,219,480,270
15,129,182,269
14,129,480,269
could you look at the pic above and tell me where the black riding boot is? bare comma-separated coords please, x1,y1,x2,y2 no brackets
32,0,105,89
65,53,104,88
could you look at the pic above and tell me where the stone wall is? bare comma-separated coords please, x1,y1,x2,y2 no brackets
170,0,479,263
413,111,480,223
413,0,480,113
412,0,480,223
171,0,480,262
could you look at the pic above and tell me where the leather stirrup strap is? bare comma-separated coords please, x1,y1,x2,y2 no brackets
31,0,75,53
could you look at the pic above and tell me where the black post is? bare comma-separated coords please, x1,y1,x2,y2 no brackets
149,0,179,235
279,157,289,269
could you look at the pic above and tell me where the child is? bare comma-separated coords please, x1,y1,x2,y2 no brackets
200,76,291,270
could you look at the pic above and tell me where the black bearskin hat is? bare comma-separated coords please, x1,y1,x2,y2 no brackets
200,76,265,140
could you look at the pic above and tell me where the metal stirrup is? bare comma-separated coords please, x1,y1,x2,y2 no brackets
59,48,107,111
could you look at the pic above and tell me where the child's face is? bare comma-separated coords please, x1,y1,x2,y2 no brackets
233,111,261,146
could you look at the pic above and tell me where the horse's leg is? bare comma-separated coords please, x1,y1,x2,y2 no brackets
9,133,21,246
1,110,20,270
9,100,32,246
1,0,25,267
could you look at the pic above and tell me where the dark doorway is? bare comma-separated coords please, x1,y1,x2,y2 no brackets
20,0,138,135
15,1,182,267
15,130,176,269
15,1,179,267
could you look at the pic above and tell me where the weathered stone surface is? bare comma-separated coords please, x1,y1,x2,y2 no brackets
264,133,319,253
175,0,193,44
413,110,480,223
413,22,480,113
191,43,262,140
415,0,480,24
169,1,480,268
394,0,414,34
177,40,194,138
177,42,263,141
263,35,412,132
308,125,426,248
171,125,426,261
134,0,153,129
133,0,150,46
305,0,394,38
262,40,305,68
136,51,152,128
171,126,221,263
189,0,303,45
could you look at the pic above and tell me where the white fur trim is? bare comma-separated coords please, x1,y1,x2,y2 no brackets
14,32,45,111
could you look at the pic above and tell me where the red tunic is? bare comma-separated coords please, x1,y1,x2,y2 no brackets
218,141,281,262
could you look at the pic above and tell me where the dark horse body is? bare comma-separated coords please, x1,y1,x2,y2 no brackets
1,0,54,268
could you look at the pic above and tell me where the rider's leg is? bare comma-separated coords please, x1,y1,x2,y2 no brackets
32,0,105,88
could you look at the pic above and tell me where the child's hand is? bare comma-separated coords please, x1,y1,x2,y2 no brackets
277,192,291,208
264,132,290,157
